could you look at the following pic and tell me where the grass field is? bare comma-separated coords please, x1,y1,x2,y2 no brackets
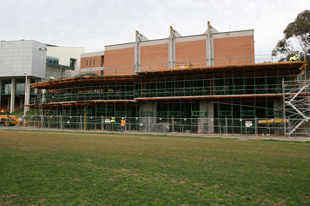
0,131,309,205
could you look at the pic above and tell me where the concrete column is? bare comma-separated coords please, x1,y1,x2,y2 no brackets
168,26,175,69
134,31,141,73
24,77,31,113
207,102,215,133
206,21,212,67
198,101,207,134
199,101,214,133
139,101,157,131
10,78,15,113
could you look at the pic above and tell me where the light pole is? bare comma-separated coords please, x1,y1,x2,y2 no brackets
24,72,27,121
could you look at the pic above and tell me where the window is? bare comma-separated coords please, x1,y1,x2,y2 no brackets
16,83,25,94
89,59,91,66
93,59,95,65
70,58,76,68
86,60,88,66
46,56,59,65
4,84,11,94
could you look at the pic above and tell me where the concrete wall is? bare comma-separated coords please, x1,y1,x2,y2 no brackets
45,65,70,80
47,46,85,77
0,40,46,78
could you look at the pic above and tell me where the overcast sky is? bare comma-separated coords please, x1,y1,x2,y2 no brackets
1,0,308,62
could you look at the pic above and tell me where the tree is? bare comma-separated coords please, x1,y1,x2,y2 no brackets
272,10,310,63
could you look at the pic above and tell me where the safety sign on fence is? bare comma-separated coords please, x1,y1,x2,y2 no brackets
245,121,252,127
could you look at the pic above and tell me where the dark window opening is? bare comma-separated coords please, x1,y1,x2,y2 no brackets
70,58,76,68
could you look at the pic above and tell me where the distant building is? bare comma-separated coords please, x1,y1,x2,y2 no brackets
80,23,254,76
80,51,104,76
0,40,85,113
46,45,85,79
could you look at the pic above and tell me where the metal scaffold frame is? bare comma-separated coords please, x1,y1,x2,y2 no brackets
283,79,310,136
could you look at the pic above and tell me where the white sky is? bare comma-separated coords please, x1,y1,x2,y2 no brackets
1,0,309,62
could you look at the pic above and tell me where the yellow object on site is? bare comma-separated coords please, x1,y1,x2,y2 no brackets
258,119,288,124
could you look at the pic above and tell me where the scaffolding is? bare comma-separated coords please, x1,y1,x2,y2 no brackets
283,80,310,136
27,61,308,135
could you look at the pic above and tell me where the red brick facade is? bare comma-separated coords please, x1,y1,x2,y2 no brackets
175,40,206,68
140,44,169,72
80,56,103,69
80,70,103,76
104,47,134,76
214,36,254,66
82,31,255,76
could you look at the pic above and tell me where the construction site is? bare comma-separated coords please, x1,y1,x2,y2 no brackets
0,24,303,137
26,60,310,137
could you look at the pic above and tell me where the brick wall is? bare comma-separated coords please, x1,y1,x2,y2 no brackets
214,36,254,66
80,70,102,76
175,40,206,68
80,56,103,69
104,48,134,76
140,44,169,72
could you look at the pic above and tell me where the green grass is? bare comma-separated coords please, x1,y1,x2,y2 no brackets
10,109,39,116
0,131,309,205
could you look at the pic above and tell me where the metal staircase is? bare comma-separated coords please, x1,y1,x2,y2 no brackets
283,80,310,136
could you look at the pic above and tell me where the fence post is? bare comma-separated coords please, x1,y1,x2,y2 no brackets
93,117,96,131
288,116,290,138
101,116,103,130
172,117,174,133
41,115,44,129
147,116,150,133
60,115,62,130
225,117,228,135
255,117,258,138
105,115,107,131
80,115,82,131
125,116,127,132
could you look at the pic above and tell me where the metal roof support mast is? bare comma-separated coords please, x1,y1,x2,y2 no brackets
206,21,212,67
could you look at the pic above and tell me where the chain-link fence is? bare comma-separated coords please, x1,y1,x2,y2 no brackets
1,115,309,140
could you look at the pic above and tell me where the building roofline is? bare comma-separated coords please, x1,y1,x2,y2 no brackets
81,51,105,58
31,61,306,89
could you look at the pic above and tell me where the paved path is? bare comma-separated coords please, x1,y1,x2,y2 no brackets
1,125,309,142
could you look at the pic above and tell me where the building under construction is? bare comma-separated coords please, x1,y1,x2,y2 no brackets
28,61,309,136
27,24,310,136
